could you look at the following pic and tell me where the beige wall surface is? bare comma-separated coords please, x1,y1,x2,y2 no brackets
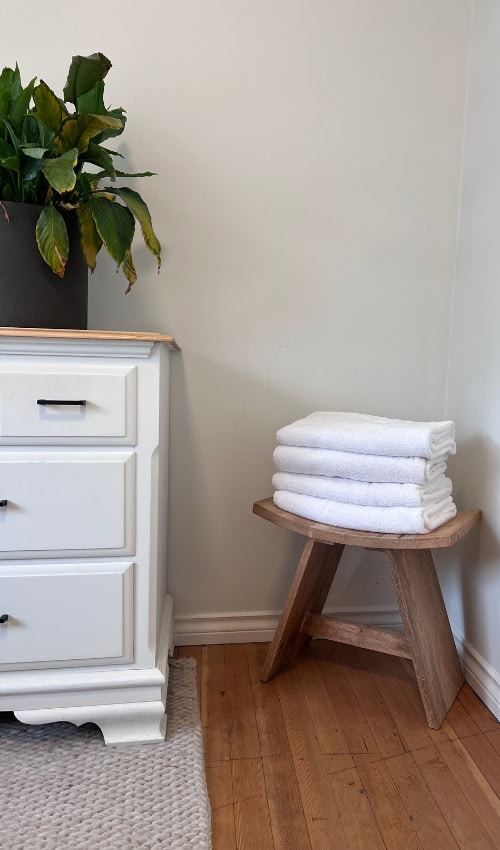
4,1,470,633
443,0,500,704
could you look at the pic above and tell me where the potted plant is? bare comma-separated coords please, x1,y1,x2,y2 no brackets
0,52,161,329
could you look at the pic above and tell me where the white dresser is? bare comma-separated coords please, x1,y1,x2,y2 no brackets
0,329,178,745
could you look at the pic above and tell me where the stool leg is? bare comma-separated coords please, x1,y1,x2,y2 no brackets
386,548,464,729
260,540,344,682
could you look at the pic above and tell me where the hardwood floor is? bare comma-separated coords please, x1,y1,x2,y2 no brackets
175,641,500,850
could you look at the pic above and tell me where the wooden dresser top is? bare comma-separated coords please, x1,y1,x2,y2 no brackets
0,327,179,350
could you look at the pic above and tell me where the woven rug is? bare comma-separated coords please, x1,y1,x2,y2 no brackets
0,658,211,850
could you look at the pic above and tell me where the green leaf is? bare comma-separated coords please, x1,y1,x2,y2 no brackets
9,77,36,126
80,144,116,181
89,167,155,185
35,205,69,277
33,81,69,135
0,153,19,171
11,64,22,102
23,114,55,149
88,196,135,265
0,67,14,114
115,170,156,178
81,143,116,175
77,80,106,115
22,156,43,182
74,171,94,200
105,186,161,269
92,107,127,144
76,202,102,271
0,116,20,152
42,147,78,193
63,53,112,105
122,250,137,292
101,147,124,158
0,135,19,170
57,114,123,154
20,145,48,159
0,138,16,159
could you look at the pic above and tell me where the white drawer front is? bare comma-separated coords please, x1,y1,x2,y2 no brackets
0,562,134,666
0,451,135,556
0,365,136,444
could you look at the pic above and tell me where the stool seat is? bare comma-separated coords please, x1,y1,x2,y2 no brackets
254,497,481,549
254,497,481,729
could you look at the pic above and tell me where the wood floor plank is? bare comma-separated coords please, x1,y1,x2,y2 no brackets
412,745,495,850
357,759,423,850
202,645,230,765
386,752,460,850
231,758,267,803
263,755,312,850
207,758,267,809
486,728,500,756
212,803,237,850
206,761,233,810
445,697,482,739
437,739,500,846
458,684,500,733
461,732,500,798
276,665,349,849
224,644,251,689
224,645,261,760
234,794,275,850
335,644,406,758
323,753,356,774
312,641,380,759
246,644,291,757
398,656,457,743
366,653,433,752
295,648,353,755
329,766,387,850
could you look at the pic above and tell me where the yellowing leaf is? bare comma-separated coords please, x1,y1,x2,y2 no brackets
35,205,69,277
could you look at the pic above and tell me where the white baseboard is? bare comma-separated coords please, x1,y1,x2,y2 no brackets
173,605,402,645
452,624,500,721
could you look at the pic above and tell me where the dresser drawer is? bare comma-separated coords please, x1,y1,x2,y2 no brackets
0,365,136,444
0,562,134,667
0,450,135,557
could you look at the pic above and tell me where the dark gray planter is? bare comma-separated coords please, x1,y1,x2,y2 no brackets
0,201,88,329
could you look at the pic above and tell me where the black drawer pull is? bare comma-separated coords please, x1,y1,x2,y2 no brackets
37,399,86,406
0,500,7,508
0,614,8,624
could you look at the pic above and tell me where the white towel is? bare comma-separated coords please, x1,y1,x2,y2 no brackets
277,411,456,459
272,471,453,508
274,490,457,534
273,444,448,485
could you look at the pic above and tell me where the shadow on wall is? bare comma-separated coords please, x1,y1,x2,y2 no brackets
438,434,500,664
166,350,395,617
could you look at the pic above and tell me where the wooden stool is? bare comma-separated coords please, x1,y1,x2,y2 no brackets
253,498,481,729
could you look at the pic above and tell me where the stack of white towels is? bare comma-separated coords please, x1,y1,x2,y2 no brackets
272,411,457,534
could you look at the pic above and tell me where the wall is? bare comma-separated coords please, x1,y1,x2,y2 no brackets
4,1,471,642
442,0,500,716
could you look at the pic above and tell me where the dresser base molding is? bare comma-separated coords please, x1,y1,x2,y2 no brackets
2,594,174,744
14,700,167,746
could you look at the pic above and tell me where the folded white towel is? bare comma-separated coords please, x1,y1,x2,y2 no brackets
272,471,453,507
277,411,456,459
273,444,448,485
274,490,457,534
